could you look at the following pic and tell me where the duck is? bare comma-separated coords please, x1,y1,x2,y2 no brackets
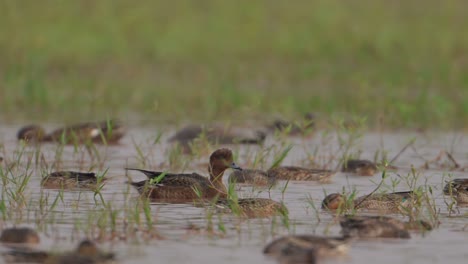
216,198,287,218
0,227,40,246
443,178,468,204
44,239,115,264
127,148,241,201
341,159,378,176
267,166,334,182
17,120,125,145
168,124,266,149
269,112,316,136
321,191,416,213
263,235,350,263
228,169,276,187
2,249,49,263
339,215,411,238
41,171,105,190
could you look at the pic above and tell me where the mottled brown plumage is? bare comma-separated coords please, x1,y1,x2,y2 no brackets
443,178,468,204
127,148,241,202
322,191,416,213
17,120,125,145
0,227,40,245
340,215,411,238
267,166,334,182
169,124,266,146
44,240,114,264
264,235,350,264
41,171,104,190
228,169,276,186
217,198,287,218
342,159,378,176
269,112,316,136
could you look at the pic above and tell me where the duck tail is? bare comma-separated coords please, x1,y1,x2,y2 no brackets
125,168,161,178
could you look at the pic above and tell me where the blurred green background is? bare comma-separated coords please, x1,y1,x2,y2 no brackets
0,0,467,129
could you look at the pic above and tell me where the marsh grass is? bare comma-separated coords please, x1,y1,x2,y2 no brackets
2,1,468,128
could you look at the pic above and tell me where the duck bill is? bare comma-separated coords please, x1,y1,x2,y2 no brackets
230,163,242,171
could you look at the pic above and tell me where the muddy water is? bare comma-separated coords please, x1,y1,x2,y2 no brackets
0,125,467,264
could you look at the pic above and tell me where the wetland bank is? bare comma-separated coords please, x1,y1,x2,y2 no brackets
1,1,468,263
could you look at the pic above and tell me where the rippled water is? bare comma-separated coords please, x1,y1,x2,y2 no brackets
0,125,467,264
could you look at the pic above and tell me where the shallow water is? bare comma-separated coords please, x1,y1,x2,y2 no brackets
0,125,467,264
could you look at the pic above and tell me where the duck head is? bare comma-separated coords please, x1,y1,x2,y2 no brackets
208,148,241,179
321,193,346,210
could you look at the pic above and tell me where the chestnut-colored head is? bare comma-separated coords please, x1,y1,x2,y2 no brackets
321,193,345,210
209,148,242,172
17,125,46,142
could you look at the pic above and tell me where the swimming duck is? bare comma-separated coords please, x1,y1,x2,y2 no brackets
339,215,411,238
267,166,334,182
3,240,114,264
269,112,316,136
169,124,266,148
341,159,378,176
228,169,276,187
127,148,241,201
41,171,105,190
44,239,115,264
2,249,49,263
17,120,125,145
216,198,287,218
322,191,416,212
443,178,468,204
0,227,40,246
263,235,350,264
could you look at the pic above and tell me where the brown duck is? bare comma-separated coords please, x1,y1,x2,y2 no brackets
443,178,468,204
169,124,266,148
0,227,40,246
47,240,114,264
267,166,334,182
263,235,350,264
17,120,125,145
269,112,316,136
3,239,113,264
228,169,277,187
322,191,416,213
41,171,105,190
342,159,378,176
127,148,241,201
216,198,287,218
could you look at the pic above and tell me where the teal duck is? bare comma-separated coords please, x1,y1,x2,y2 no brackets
127,148,241,201
216,198,287,218
267,166,334,182
322,191,416,212
17,120,125,145
269,112,315,136
0,227,40,246
41,171,105,190
443,178,468,204
341,159,378,176
169,124,266,147
228,169,276,186
263,235,350,263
